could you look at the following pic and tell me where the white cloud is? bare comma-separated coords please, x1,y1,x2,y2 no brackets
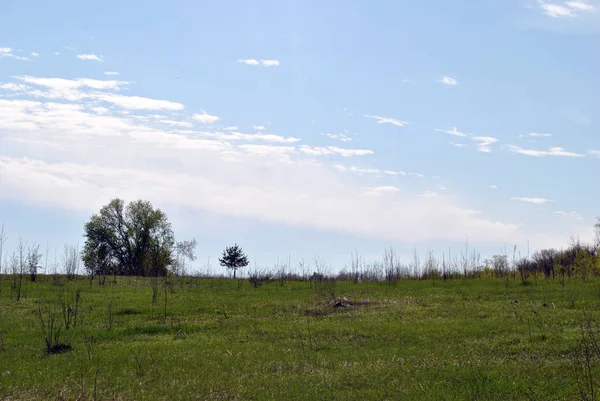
299,145,374,157
554,210,583,219
541,3,575,16
0,75,525,247
490,185,498,189
54,52,60,56
407,172,425,178
1,52,30,61
450,142,466,148
536,0,595,17
30,52,40,57
91,107,109,114
196,131,300,144
16,75,128,91
0,48,12,53
253,125,265,131
324,133,352,142
223,126,238,131
77,54,103,62
511,197,553,204
0,83,29,91
238,59,260,65
104,71,120,76
364,114,407,127
261,60,280,67
383,170,406,176
192,113,219,124
471,136,498,153
526,132,552,137
349,167,381,175
566,1,594,10
237,144,295,159
93,93,184,110
159,120,193,128
363,186,401,196
238,59,280,67
440,76,458,85
507,145,584,157
435,126,468,137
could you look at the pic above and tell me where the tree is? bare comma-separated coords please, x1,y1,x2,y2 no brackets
218,244,249,279
82,198,196,277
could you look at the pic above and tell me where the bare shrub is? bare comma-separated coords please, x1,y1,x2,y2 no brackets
36,302,72,354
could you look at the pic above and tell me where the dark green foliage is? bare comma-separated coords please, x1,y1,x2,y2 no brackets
218,243,249,279
82,198,195,277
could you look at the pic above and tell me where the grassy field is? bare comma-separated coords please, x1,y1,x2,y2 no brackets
1,275,600,400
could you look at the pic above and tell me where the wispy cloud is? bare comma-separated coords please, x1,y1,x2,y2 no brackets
261,59,280,67
238,59,280,67
238,59,260,65
253,125,265,131
324,133,352,142
30,52,39,57
566,1,595,10
363,186,401,196
537,0,595,17
539,2,575,17
333,165,381,175
520,132,552,138
104,71,120,76
0,48,30,61
440,76,459,85
383,170,407,176
299,145,374,157
450,142,466,148
192,113,219,124
434,126,468,137
197,131,300,144
507,145,584,157
511,197,553,204
554,210,583,219
472,136,498,153
364,114,407,127
158,120,193,128
95,93,184,110
0,70,522,247
16,75,128,91
490,185,498,189
77,54,103,62
223,126,238,131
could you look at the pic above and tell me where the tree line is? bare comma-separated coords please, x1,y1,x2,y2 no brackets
2,197,600,285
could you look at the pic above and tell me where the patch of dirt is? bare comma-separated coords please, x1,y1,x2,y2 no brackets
329,298,377,308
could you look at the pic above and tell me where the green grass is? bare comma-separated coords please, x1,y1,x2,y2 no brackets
1,275,600,400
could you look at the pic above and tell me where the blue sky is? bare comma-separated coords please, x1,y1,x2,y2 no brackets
1,0,599,274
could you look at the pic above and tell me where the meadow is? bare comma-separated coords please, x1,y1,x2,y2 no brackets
1,275,600,400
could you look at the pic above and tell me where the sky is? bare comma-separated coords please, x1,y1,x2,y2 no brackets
0,0,599,275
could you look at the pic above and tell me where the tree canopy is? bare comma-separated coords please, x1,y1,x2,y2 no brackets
218,243,249,279
82,198,196,277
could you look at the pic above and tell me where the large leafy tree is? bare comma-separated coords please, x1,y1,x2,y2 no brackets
218,243,249,279
82,198,196,277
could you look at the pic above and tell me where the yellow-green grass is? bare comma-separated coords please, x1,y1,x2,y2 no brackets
0,276,599,400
